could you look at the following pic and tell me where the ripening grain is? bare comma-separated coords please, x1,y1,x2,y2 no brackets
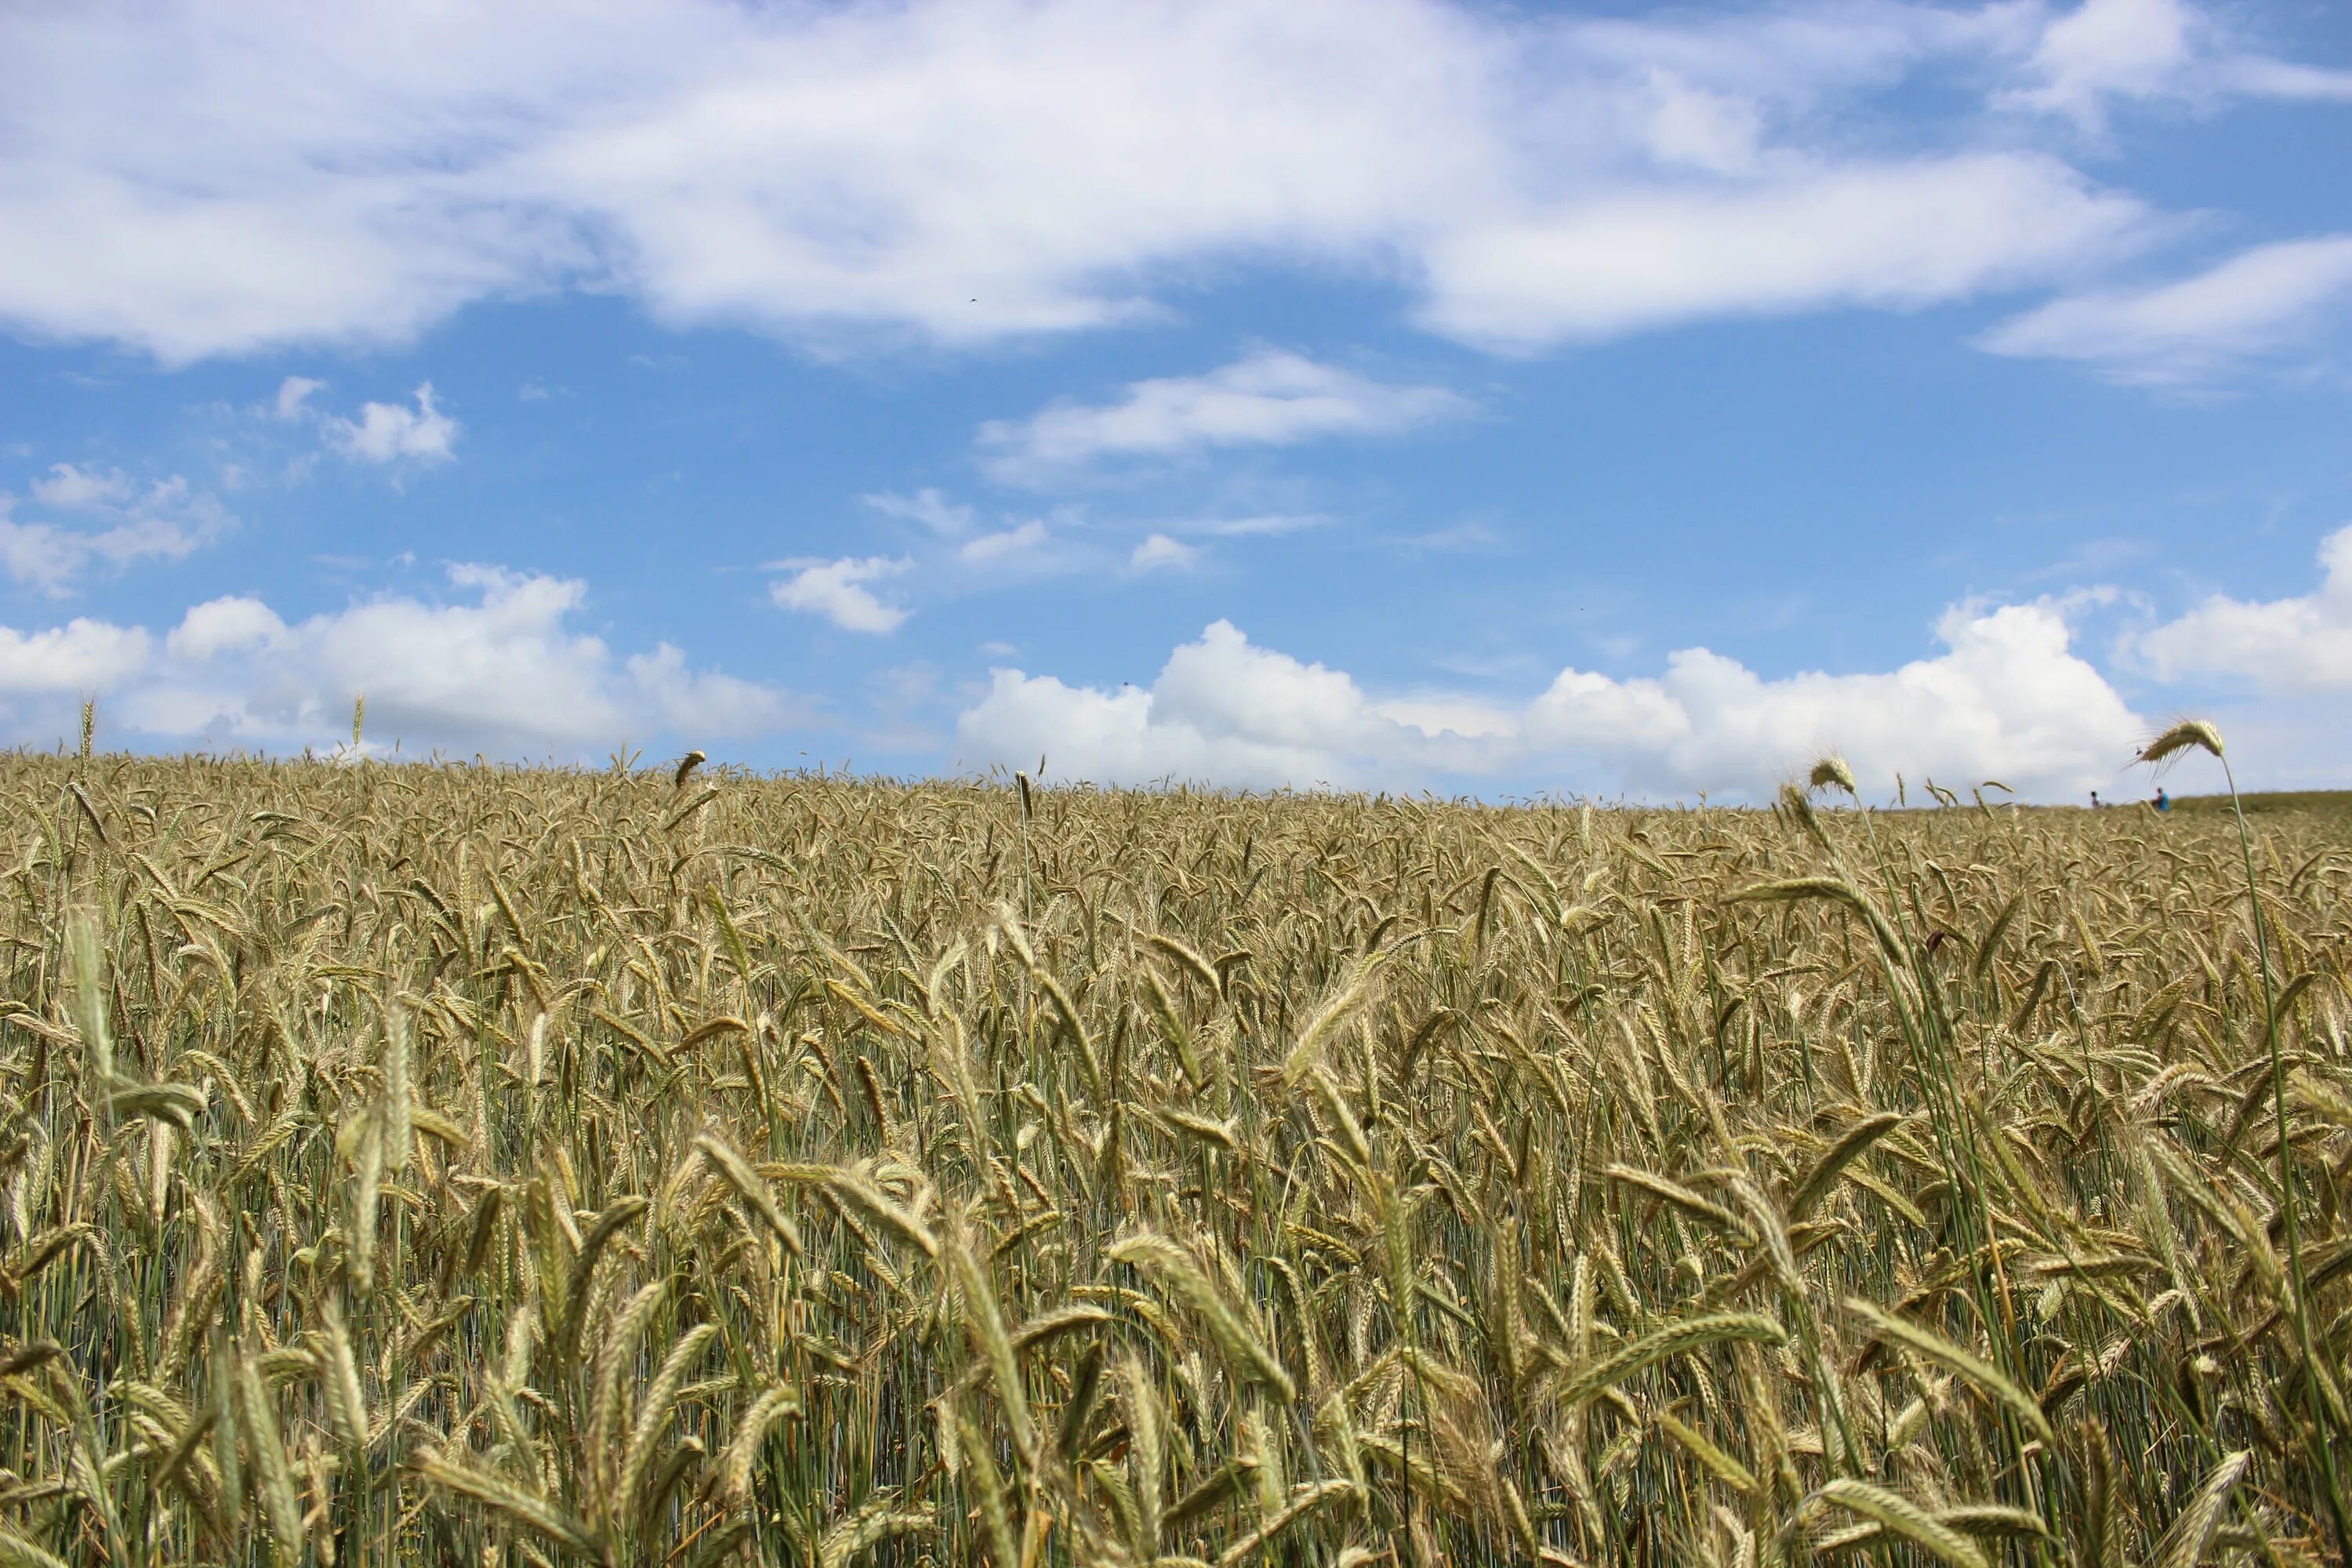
2,753,2348,1565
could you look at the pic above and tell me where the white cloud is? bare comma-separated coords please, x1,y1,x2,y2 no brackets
165,595,286,662
2215,56,2352,103
1372,696,1519,740
956,601,2144,800
29,462,135,508
2128,522,2352,691
0,618,150,695
2005,0,2197,125
959,520,1048,565
621,643,794,738
321,382,459,463
274,375,324,419
271,375,461,466
0,0,2200,364
1130,533,1199,572
1979,235,2352,386
2000,0,2352,125
1555,3,2037,107
980,350,1468,479
126,564,796,752
0,466,230,593
1521,600,2140,799
1201,514,1327,538
863,488,973,535
1641,72,1766,175
1418,153,2147,349
769,555,911,633
960,621,1413,789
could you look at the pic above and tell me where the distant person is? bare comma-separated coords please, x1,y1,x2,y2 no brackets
2155,788,2169,812
2089,790,2100,808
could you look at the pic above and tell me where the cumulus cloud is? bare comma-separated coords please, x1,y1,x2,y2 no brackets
0,465,230,593
2128,522,2352,691
1130,534,1199,572
978,351,1468,481
164,595,288,662
0,0,2225,365
1979,235,2352,387
122,564,795,753
619,643,796,739
956,602,2144,800
959,622,1417,790
769,556,911,633
321,382,459,463
270,376,461,466
0,617,151,695
1521,600,2140,798
0,610,147,778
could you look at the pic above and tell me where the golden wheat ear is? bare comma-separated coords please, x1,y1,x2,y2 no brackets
2138,718,2224,765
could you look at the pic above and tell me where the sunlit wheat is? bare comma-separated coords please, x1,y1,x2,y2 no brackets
0,746,2346,1565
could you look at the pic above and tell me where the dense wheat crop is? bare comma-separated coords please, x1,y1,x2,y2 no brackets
4,748,2350,1566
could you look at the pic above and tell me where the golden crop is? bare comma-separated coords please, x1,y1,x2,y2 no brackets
3,750,2348,1566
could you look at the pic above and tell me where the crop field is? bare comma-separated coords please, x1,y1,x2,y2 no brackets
4,746,2350,1566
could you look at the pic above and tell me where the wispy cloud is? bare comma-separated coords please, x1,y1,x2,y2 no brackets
863,488,973,535
29,463,136,509
979,351,1468,481
1419,154,2148,350
1998,0,2352,128
275,376,325,420
0,463,230,593
958,519,1049,565
1392,521,1501,555
1980,234,2352,387
1197,514,1328,538
2001,0,2199,126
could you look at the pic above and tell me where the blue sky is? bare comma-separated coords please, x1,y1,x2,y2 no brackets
3,0,2350,800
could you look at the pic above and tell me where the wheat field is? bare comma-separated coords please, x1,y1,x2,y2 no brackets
4,744,2350,1566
